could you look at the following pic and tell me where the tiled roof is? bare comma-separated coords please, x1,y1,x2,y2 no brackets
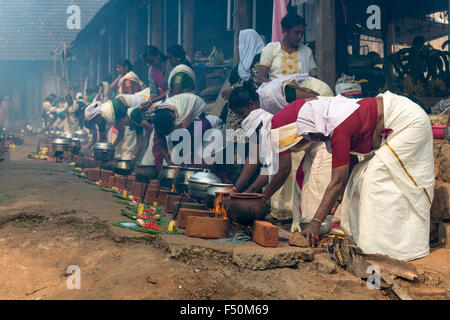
0,0,108,61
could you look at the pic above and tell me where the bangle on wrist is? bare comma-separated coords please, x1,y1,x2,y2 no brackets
312,218,323,224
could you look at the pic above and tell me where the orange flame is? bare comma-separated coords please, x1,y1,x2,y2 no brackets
214,193,228,220
170,184,176,193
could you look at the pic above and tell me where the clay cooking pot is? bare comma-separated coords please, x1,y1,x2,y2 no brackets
227,193,265,226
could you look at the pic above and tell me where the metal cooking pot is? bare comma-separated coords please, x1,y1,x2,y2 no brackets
135,165,158,183
158,165,181,190
74,130,89,144
188,170,221,201
69,138,81,154
174,167,203,194
113,157,134,176
52,138,70,152
206,183,234,209
93,143,115,162
299,215,333,235
63,132,75,140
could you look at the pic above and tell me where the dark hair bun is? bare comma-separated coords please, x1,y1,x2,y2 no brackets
281,14,306,31
229,81,259,111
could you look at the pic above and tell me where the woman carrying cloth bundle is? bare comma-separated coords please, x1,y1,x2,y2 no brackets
297,93,434,261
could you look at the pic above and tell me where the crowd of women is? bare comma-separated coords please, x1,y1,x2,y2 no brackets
41,14,435,262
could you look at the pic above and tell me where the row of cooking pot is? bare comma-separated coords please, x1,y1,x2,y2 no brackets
48,130,89,144
158,166,234,209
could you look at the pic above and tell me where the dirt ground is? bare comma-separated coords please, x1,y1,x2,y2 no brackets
0,137,448,300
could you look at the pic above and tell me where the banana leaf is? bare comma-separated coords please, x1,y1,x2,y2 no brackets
112,222,183,235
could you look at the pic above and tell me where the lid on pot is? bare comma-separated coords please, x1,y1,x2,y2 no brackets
188,170,221,184
53,138,70,145
63,132,74,139
94,142,115,151
230,193,263,199
115,157,133,162
207,182,233,187
162,165,183,170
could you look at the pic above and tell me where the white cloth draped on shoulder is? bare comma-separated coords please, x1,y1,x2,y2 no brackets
340,91,434,261
118,71,145,95
257,73,309,115
241,109,274,174
158,93,206,128
238,29,265,82
297,94,360,138
167,64,196,90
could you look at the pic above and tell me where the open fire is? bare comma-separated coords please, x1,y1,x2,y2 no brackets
213,192,228,220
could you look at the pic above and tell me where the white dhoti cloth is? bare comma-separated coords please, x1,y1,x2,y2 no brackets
341,92,434,261
140,130,156,166
115,126,137,158
270,151,304,221
300,143,343,221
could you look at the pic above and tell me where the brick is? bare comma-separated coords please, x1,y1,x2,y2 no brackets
252,221,279,248
130,182,150,198
149,180,159,189
90,170,102,181
186,216,230,239
76,157,99,169
173,202,208,213
145,189,170,206
164,195,182,214
108,175,134,190
177,208,211,229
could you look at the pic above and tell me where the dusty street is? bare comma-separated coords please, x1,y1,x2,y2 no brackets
0,137,448,300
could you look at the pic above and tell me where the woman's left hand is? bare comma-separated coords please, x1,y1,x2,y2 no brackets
301,221,321,247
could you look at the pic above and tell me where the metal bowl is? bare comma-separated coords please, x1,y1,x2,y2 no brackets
70,138,81,154
299,215,333,235
93,143,115,162
174,167,203,194
206,183,234,209
135,165,159,183
158,165,182,190
74,130,89,144
114,157,134,176
52,138,70,152
63,132,75,140
188,170,221,201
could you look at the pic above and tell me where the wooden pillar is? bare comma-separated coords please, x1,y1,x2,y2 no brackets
151,0,163,50
315,0,336,90
183,0,195,60
147,0,151,45
448,0,450,44
129,6,139,63
234,0,250,65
